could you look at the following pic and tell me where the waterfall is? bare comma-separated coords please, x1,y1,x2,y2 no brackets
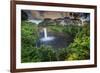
43,28,47,38
40,27,55,42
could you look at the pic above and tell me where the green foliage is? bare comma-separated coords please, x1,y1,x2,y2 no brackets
48,25,64,33
63,25,82,37
35,45,57,61
65,24,90,60
21,21,39,45
57,48,69,61
21,21,90,62
22,45,57,63
21,21,39,62
21,21,57,63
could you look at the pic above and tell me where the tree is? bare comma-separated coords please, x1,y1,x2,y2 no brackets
21,10,28,20
65,24,90,60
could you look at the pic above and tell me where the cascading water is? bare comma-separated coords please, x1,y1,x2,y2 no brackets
44,28,47,39
40,28,55,42
37,27,72,49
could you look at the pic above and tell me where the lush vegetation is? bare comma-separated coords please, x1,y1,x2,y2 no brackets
65,24,90,60
21,20,90,63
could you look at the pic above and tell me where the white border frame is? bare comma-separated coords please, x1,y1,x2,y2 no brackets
16,5,95,69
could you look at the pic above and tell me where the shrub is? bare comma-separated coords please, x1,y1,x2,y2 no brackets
65,24,90,60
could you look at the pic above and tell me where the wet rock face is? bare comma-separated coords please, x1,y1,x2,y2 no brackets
39,18,56,26
39,17,86,26
22,10,90,26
